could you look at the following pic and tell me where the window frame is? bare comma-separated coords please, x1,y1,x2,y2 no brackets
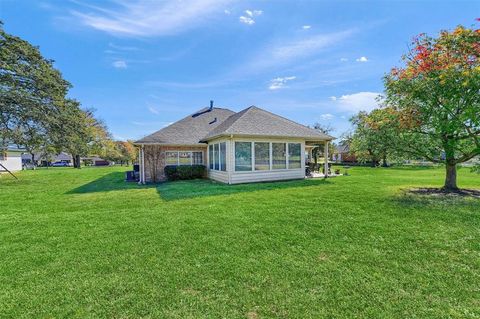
233,140,303,173
254,142,270,171
287,143,302,169
165,150,204,166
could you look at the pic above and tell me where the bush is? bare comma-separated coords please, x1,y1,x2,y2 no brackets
164,165,206,181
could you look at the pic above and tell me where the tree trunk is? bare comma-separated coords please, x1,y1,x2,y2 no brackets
443,163,458,191
31,153,36,170
382,154,388,167
75,155,81,169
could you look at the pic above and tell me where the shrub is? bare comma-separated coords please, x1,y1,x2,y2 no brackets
164,165,206,181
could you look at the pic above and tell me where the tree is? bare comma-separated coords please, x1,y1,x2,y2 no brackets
384,22,480,190
115,141,137,165
350,108,398,167
54,104,113,168
0,21,70,163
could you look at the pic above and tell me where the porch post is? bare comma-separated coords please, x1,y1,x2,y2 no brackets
324,141,329,178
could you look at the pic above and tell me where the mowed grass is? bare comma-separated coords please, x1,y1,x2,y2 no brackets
0,166,479,318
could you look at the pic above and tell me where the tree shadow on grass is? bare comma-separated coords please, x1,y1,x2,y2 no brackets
156,178,332,201
66,172,154,194
392,188,480,211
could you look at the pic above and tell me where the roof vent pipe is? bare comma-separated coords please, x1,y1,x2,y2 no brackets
209,100,214,111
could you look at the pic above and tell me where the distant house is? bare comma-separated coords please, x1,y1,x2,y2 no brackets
0,144,25,172
134,103,334,184
332,143,357,163
22,152,73,166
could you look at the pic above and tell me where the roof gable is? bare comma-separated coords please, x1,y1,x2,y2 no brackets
202,106,333,141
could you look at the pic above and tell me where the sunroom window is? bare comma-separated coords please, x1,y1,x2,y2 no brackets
272,143,286,169
288,143,301,169
254,142,270,170
235,142,252,171
220,142,226,171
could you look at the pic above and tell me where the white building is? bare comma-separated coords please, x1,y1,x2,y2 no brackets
0,145,25,172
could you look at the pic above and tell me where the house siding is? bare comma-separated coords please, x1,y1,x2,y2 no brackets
143,145,207,182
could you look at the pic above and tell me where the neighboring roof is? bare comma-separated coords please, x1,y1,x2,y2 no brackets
335,143,350,154
21,152,72,161
135,107,235,145
201,106,334,141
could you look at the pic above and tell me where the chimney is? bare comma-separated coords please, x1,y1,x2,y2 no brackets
209,100,214,111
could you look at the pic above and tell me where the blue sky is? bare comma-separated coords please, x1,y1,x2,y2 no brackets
1,1,478,141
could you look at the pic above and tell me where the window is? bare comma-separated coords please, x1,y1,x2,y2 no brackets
192,152,203,165
166,152,178,165
220,142,226,171
179,152,191,165
288,143,301,169
209,142,226,171
209,145,214,169
166,151,203,166
214,144,219,170
254,142,270,170
272,143,286,169
235,142,252,171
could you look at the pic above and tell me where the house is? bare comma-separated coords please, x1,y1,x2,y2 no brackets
332,143,357,163
22,152,73,166
0,144,25,172
134,103,334,184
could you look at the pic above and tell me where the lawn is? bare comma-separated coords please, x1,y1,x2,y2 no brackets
0,166,479,318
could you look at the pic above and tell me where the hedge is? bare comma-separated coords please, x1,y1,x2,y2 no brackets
164,165,206,181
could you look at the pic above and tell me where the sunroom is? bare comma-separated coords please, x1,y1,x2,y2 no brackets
206,138,306,184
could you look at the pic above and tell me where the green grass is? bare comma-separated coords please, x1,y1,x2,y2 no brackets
0,166,479,318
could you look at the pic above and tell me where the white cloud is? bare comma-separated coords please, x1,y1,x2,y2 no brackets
71,0,234,37
239,16,255,25
356,56,368,62
245,9,262,17
302,25,311,30
340,57,348,62
224,9,231,15
239,9,262,24
269,76,296,90
330,92,382,113
112,60,127,68
148,106,160,114
320,113,334,120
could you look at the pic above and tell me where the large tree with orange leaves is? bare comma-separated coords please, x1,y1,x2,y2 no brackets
384,22,480,191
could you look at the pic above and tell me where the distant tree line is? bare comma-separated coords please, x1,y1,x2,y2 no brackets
0,21,136,168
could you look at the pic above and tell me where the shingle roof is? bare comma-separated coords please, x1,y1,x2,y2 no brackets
201,106,334,141
134,107,235,145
